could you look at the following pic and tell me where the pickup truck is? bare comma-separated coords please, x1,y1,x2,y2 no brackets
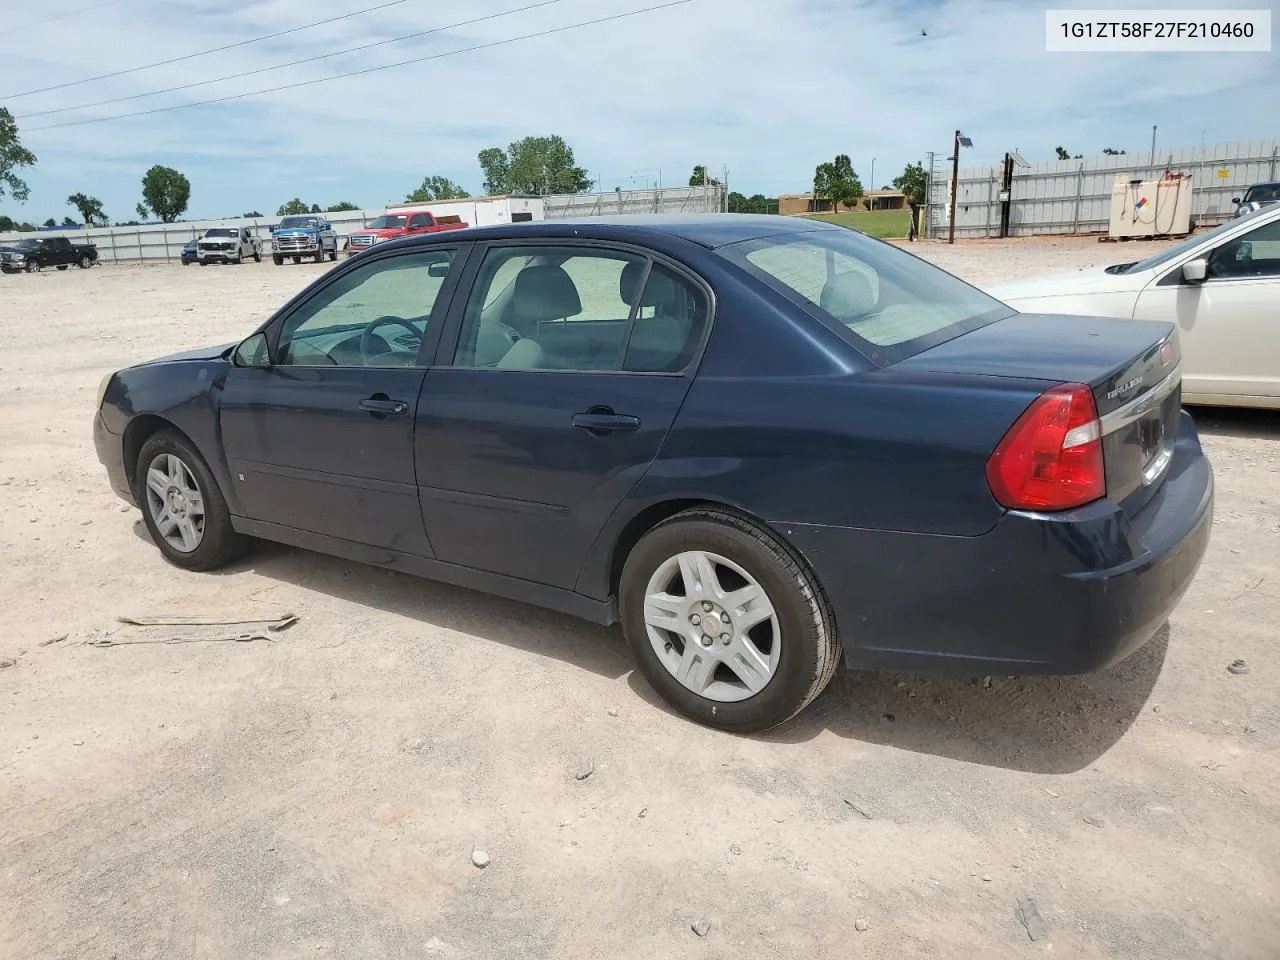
197,227,263,265
270,215,338,265
0,236,98,273
346,210,468,257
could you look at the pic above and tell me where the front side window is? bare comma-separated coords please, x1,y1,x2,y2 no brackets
276,250,456,367
1208,218,1280,279
452,245,708,373
720,227,1010,364
408,214,430,229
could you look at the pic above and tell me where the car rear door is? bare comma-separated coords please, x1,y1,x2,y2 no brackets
414,240,712,589
219,245,467,555
1133,213,1280,400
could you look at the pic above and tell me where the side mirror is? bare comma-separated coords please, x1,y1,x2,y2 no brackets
1231,197,1241,204
233,332,271,368
323,222,333,230
1181,258,1208,284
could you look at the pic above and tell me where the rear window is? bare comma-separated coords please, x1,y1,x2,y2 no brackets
719,227,1012,365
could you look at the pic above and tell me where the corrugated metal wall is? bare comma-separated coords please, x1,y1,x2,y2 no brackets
928,140,1280,239
544,185,724,219
0,187,725,263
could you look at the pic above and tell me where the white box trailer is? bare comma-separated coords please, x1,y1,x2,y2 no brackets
384,195,544,227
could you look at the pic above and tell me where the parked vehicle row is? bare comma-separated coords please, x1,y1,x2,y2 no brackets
0,236,97,273
93,214,1212,733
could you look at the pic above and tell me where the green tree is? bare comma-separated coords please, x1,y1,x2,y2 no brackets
309,203,322,214
276,198,311,216
1102,147,1126,156
406,176,470,202
43,218,56,227
1,107,38,204
477,135,591,196
61,216,76,226
242,210,264,218
0,215,15,231
1055,146,1083,160
67,192,107,225
18,222,37,231
813,154,863,210
892,162,928,205
135,203,149,221
726,191,748,212
325,201,360,212
140,165,190,222
477,147,509,195
689,165,721,187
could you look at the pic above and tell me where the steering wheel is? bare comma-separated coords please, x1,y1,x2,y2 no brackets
359,315,421,361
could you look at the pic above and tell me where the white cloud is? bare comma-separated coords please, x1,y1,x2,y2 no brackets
1,0,1274,220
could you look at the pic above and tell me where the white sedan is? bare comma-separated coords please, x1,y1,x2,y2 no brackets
987,204,1280,409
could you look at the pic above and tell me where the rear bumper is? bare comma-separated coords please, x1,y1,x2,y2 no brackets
783,410,1213,675
94,410,135,506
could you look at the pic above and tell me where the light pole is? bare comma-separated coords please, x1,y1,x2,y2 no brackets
948,130,973,245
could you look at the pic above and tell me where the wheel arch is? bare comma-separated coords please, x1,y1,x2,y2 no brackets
122,414,191,492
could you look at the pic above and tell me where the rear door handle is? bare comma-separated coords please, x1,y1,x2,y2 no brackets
572,410,641,434
359,396,409,417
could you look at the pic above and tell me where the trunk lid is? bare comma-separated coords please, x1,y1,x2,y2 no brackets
895,313,1182,514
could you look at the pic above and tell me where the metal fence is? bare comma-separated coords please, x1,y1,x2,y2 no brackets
0,186,727,264
927,140,1280,239
544,185,724,218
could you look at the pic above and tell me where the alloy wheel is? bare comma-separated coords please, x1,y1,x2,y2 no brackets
143,453,206,553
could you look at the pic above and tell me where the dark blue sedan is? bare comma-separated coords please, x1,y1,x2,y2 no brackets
93,215,1212,732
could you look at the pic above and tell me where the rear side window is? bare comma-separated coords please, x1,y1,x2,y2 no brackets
452,245,708,373
720,228,1011,365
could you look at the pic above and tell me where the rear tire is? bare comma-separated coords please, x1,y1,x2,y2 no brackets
619,508,841,733
327,247,337,261
135,429,245,572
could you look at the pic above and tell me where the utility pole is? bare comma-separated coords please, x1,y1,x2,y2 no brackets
948,130,960,245
1150,124,1158,174
870,157,875,193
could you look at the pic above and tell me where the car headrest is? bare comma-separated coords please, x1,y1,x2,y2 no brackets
513,265,581,323
820,270,876,319
620,260,678,309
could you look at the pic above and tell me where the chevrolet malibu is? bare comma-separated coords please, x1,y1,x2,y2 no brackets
94,215,1212,732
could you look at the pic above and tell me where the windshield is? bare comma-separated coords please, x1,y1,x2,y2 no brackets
10,239,39,250
1243,184,1280,205
369,215,407,229
720,226,1012,365
279,216,317,229
1124,204,1271,273
204,228,236,237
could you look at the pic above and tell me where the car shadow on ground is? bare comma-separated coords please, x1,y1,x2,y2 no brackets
1190,404,1280,440
135,521,1163,775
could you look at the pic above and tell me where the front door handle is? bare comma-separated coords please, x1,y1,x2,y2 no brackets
359,395,409,417
572,410,641,434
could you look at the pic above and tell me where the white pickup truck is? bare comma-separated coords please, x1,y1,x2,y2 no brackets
196,227,263,265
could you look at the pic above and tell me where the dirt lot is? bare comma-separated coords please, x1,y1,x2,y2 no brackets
2,237,1277,960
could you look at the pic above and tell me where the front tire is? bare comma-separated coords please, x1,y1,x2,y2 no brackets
619,508,840,733
273,254,283,265
78,254,92,269
25,261,41,273
135,430,245,572
253,249,262,262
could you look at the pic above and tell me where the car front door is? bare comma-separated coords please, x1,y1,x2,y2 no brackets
415,241,711,589
1134,215,1280,400
220,245,466,555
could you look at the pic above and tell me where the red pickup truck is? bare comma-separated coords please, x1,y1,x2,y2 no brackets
346,210,468,256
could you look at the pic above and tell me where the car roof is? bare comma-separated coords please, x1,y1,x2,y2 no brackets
1244,181,1280,189
398,213,840,250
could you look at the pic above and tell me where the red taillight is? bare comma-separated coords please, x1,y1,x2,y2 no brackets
986,383,1105,511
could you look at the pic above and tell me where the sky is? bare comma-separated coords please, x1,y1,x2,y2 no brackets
0,0,1275,223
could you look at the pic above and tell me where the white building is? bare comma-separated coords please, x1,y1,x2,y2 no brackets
384,195,544,227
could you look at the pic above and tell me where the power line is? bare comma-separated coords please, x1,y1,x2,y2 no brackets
2,0,412,100
0,0,125,38
25,0,695,133
17,0,569,120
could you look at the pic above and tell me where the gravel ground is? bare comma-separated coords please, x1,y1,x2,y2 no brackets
1,236,1277,960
